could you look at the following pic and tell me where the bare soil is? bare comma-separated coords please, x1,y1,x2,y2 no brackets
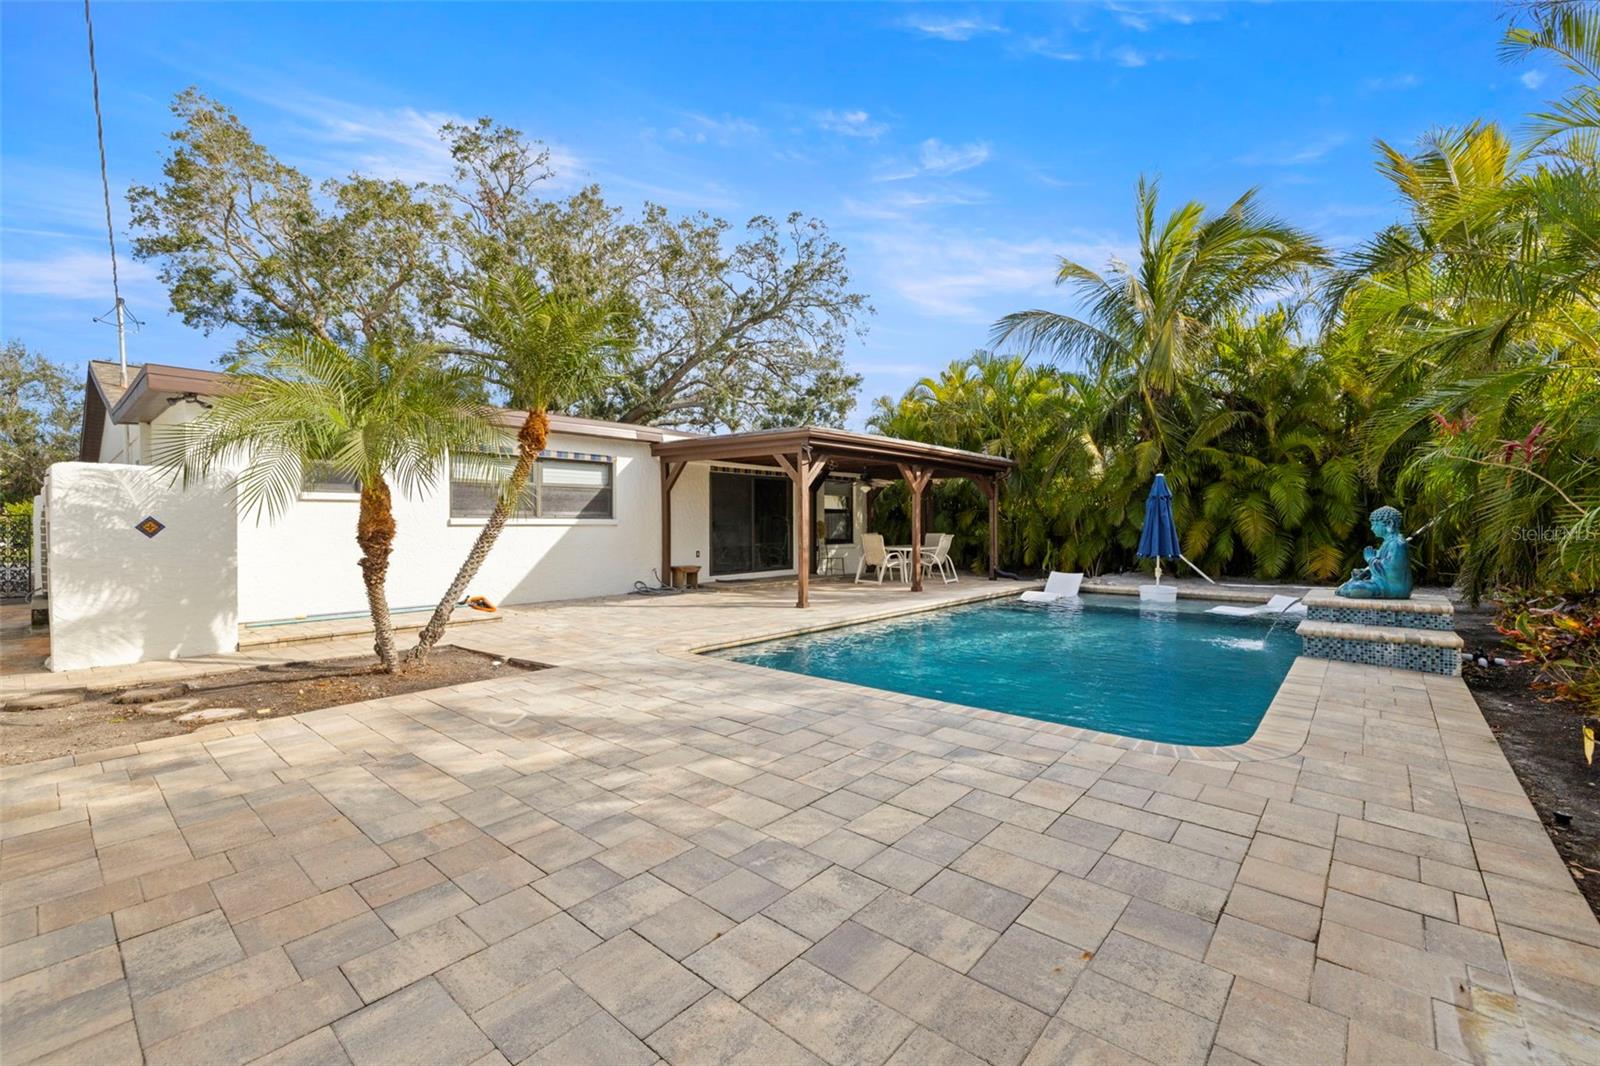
1456,606,1600,916
0,647,545,766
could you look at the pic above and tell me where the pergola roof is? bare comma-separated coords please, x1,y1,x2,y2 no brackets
650,426,1015,481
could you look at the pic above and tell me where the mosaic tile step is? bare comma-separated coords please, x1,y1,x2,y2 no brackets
1297,618,1464,676
1301,590,1456,631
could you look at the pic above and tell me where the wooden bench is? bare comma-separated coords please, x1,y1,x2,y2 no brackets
669,565,701,589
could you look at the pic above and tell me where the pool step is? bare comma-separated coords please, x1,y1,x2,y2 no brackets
1296,618,1463,676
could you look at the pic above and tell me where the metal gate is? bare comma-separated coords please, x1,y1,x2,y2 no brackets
0,510,31,600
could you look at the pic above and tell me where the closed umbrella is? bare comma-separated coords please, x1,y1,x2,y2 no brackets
1136,473,1181,585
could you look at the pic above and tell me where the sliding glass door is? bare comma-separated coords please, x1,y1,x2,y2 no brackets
710,470,793,575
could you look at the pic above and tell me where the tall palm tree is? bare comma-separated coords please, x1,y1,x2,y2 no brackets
1503,0,1600,162
154,336,498,671
992,178,1328,449
409,267,628,660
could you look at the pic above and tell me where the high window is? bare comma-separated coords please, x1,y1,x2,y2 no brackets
449,453,613,520
821,481,854,544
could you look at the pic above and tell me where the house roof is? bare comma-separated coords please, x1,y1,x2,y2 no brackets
651,425,1015,482
98,361,697,446
79,360,142,461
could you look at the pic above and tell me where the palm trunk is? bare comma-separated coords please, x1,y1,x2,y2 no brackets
407,409,549,664
356,478,399,672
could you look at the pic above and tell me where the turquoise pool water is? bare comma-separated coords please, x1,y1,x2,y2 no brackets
712,593,1301,746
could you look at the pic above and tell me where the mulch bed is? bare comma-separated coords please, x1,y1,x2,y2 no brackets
1456,607,1600,916
0,646,544,767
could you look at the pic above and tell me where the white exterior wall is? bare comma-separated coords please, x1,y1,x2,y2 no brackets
47,400,880,669
236,432,674,623
45,463,238,671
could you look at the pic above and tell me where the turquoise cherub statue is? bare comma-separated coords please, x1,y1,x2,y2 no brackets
1336,505,1413,600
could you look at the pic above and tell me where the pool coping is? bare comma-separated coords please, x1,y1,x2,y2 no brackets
671,583,1321,764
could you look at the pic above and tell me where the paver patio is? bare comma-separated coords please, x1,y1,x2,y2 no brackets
2,580,1596,1065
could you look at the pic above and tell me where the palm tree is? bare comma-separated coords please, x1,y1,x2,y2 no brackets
1331,119,1600,596
154,336,498,671
1503,0,1600,162
408,267,628,661
992,178,1328,449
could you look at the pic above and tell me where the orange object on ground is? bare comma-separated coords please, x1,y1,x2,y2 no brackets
464,595,497,612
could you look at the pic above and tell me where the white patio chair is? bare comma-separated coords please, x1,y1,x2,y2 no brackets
921,533,957,584
856,533,909,585
1206,594,1306,617
1020,571,1083,603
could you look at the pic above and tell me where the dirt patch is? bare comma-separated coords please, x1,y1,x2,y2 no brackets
1457,606,1600,917
0,647,546,767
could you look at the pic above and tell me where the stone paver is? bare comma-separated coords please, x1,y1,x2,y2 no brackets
2,579,1596,1065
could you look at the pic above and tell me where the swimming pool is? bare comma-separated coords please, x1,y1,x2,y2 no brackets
711,593,1301,746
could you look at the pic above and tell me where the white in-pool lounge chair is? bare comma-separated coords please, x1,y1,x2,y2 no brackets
1206,594,1306,617
1020,571,1083,603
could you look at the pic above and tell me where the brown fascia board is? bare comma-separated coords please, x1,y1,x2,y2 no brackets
109,364,234,424
107,364,698,448
650,426,1015,478
78,367,109,461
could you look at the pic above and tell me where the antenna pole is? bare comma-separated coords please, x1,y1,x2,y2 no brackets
84,0,128,384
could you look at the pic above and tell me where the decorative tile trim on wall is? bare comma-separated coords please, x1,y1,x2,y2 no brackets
1302,635,1462,676
1305,604,1456,631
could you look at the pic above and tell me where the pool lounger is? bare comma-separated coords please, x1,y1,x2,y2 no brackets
1206,594,1306,617
1020,571,1083,604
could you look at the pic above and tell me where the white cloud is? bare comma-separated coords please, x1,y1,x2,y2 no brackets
1111,46,1149,68
664,112,762,146
1105,2,1222,30
1,248,160,302
816,109,888,139
857,226,1132,321
1521,70,1547,89
899,13,1005,41
1361,73,1420,92
1237,133,1349,167
842,188,989,221
917,138,992,175
1018,37,1083,62
228,89,587,189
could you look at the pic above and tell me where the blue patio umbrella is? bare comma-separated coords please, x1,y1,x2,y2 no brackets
1136,473,1181,584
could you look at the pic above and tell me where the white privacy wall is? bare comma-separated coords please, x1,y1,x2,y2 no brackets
235,432,678,623
46,462,239,671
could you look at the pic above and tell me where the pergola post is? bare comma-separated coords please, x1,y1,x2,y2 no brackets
659,460,686,584
898,463,933,592
775,452,827,608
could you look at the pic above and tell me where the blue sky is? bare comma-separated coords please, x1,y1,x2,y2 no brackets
1,2,1554,424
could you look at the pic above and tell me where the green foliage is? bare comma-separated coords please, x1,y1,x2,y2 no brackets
460,267,630,415
152,335,501,520
434,127,873,429
1496,592,1600,710
129,91,446,354
0,341,82,503
130,98,870,428
880,5,1599,603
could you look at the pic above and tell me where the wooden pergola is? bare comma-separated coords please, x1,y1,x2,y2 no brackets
653,427,1016,608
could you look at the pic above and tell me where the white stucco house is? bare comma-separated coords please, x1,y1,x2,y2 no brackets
34,360,1011,672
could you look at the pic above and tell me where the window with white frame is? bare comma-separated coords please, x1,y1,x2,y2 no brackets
301,462,359,496
449,452,613,520
821,481,854,544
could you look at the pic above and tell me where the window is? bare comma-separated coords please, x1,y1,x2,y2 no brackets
539,458,613,518
822,481,854,544
449,452,613,520
302,462,359,496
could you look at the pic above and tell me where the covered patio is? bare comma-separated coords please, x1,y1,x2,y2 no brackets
652,427,1016,607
